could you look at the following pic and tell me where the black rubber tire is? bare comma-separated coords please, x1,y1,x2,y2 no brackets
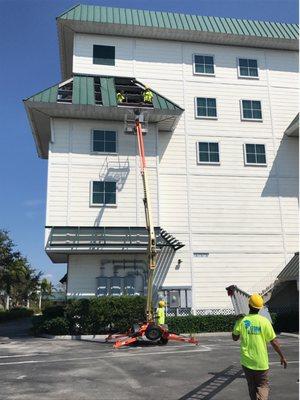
145,325,162,341
158,337,169,345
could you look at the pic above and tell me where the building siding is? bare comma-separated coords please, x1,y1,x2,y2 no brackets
46,33,298,310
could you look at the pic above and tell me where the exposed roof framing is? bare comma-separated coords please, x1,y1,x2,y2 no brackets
24,75,183,158
57,5,299,78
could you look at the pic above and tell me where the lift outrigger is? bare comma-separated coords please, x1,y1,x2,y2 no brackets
106,107,198,349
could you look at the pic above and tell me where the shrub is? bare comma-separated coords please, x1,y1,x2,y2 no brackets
43,305,65,319
166,315,237,334
65,296,147,334
40,317,70,335
0,308,34,323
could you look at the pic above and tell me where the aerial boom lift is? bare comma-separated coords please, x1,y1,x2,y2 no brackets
106,107,198,348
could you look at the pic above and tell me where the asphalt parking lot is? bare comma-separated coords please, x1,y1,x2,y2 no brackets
0,329,298,400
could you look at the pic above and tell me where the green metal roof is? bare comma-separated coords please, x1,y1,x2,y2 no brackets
26,75,182,111
58,4,298,40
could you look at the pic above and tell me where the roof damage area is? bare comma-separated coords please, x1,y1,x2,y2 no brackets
23,74,184,158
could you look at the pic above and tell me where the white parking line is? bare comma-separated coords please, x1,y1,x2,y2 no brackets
0,346,211,366
269,361,299,365
0,354,47,359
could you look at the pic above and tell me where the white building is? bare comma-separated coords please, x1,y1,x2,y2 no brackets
24,5,299,314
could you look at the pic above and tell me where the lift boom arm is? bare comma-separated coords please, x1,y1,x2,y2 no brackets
135,118,157,322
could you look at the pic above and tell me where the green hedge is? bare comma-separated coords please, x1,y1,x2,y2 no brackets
166,315,237,334
32,297,299,336
33,296,147,335
0,308,34,323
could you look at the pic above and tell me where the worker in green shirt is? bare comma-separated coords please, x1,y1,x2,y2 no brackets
116,91,125,103
232,293,287,400
142,86,153,104
157,300,166,325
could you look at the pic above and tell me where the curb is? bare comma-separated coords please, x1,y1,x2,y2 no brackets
279,332,299,338
40,334,108,341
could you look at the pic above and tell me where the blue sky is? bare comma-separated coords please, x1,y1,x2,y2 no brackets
0,0,298,284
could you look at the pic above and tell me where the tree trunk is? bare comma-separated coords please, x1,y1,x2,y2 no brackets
5,295,10,310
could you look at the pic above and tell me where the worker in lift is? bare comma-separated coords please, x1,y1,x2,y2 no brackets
232,293,287,400
142,85,153,104
157,300,166,325
116,90,125,103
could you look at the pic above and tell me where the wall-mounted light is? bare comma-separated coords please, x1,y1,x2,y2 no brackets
175,259,182,270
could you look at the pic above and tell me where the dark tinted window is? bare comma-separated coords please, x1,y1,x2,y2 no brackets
93,45,115,66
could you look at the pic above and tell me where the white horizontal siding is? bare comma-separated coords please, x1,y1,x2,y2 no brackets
188,137,275,177
46,33,300,309
193,253,286,309
73,34,134,77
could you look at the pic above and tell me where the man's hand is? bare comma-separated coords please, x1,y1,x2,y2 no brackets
270,338,287,369
280,356,287,369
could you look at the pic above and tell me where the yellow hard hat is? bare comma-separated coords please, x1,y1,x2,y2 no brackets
249,293,264,309
158,300,165,307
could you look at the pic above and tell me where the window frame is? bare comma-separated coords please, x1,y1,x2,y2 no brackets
237,57,259,80
195,97,218,120
240,99,263,122
93,44,115,66
91,130,118,154
243,143,267,167
196,141,221,165
90,180,117,207
193,54,216,76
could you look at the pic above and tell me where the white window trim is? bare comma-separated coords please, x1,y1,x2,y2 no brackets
89,180,118,207
91,129,118,154
193,53,216,76
240,99,263,122
243,143,267,167
196,141,221,165
237,57,260,80
195,97,218,120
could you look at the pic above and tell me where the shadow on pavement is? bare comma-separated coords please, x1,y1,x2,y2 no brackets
178,365,244,400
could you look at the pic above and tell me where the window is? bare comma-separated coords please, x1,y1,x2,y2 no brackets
238,58,258,78
93,45,115,65
241,100,262,121
244,144,267,165
197,142,220,164
92,130,117,153
91,181,116,205
196,97,217,119
194,55,215,75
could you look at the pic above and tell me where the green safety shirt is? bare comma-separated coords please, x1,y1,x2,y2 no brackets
233,314,276,371
117,93,125,102
157,307,165,325
143,90,153,103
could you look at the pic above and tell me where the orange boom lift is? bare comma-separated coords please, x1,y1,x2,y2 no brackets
106,109,198,349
